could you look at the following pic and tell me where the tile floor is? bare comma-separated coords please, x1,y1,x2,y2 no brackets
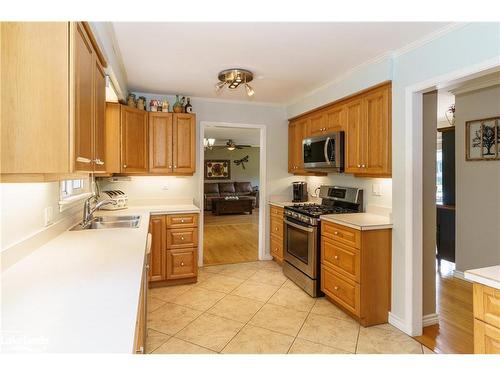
146,261,433,354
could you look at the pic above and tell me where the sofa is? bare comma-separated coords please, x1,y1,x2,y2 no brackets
204,182,259,210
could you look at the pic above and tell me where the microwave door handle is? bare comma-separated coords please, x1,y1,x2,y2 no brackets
324,137,331,164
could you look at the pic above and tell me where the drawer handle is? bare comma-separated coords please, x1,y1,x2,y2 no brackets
334,286,339,291
180,261,185,266
334,255,339,260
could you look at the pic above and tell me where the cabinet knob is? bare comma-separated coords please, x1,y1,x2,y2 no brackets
174,165,177,168
334,255,339,260
334,231,338,235
275,247,278,251
275,227,278,231
169,165,172,168
123,164,127,168
357,164,361,168
361,164,366,168
180,261,185,266
181,236,185,240
181,219,185,223
334,286,339,291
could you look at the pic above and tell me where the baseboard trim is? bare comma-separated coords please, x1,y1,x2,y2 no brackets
423,313,439,327
388,312,412,335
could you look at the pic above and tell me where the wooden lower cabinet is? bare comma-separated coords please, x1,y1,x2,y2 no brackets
320,221,392,327
148,213,198,287
472,283,500,354
269,205,284,263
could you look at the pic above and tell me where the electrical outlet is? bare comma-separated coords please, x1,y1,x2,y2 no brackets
372,183,382,196
162,185,169,190
44,206,54,226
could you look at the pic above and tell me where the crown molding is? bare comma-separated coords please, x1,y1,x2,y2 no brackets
449,74,500,95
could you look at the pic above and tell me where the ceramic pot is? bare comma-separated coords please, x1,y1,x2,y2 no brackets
173,95,183,113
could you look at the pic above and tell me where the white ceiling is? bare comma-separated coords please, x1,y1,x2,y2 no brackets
204,126,260,146
112,22,452,104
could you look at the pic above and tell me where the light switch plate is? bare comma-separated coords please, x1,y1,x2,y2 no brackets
162,185,169,190
372,183,381,196
44,206,54,226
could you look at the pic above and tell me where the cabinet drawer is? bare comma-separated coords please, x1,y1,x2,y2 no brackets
270,216,284,238
166,213,198,228
322,221,361,249
473,284,500,329
321,265,360,316
321,237,360,282
474,319,500,354
270,234,284,260
166,248,197,280
167,227,198,249
270,205,284,218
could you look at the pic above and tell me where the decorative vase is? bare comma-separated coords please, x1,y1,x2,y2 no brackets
173,95,183,113
127,93,136,108
161,99,170,112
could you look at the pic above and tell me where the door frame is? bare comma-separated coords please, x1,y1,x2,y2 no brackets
198,121,268,267
400,58,499,336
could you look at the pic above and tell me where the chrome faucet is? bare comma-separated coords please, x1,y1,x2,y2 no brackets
82,196,117,227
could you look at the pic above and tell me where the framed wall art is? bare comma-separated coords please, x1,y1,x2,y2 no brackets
204,159,231,180
465,116,500,161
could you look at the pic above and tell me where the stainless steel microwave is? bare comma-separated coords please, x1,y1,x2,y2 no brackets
302,131,344,172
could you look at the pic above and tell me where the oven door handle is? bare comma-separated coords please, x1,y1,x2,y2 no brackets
324,137,331,164
284,219,314,233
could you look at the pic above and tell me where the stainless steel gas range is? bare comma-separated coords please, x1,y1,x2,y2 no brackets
282,186,363,297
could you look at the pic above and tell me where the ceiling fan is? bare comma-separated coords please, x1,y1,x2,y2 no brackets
226,139,251,151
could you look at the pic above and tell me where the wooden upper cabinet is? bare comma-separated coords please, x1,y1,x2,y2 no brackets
148,216,166,283
307,111,326,136
363,85,391,176
288,118,308,173
288,122,296,173
121,106,148,173
93,58,106,172
325,105,345,132
149,112,173,174
172,114,196,174
74,23,94,171
344,98,364,174
104,102,121,174
1,22,70,174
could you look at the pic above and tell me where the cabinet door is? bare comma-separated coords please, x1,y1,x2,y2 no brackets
344,99,363,174
149,216,166,282
149,112,173,174
93,58,106,172
105,102,121,173
363,86,391,176
288,122,296,173
294,118,308,173
325,105,345,132
172,114,195,174
74,22,94,171
308,112,326,136
121,106,148,173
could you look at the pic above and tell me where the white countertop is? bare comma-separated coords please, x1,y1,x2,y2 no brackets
464,265,500,290
1,203,199,353
320,212,393,231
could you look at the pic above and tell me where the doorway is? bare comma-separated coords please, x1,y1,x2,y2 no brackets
414,70,500,353
198,122,267,267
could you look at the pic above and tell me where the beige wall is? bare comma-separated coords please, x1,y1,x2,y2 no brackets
455,84,500,272
204,147,260,187
422,91,437,317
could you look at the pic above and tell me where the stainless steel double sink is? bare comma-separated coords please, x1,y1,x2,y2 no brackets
70,215,141,231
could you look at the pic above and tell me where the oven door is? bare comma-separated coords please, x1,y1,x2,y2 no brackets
283,219,318,279
303,132,343,170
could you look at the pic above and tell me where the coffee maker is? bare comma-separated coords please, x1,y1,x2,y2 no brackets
292,181,308,202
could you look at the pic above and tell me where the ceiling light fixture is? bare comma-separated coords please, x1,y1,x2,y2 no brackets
215,69,255,98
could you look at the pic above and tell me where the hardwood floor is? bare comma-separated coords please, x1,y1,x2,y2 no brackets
414,261,474,354
203,211,259,266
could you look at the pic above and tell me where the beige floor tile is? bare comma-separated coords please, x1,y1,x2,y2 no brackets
219,263,259,280
147,302,202,335
249,303,308,336
148,284,194,302
310,297,354,322
201,264,229,274
298,313,359,353
146,329,170,353
196,274,244,293
171,286,226,311
147,296,166,313
197,269,216,282
356,325,423,354
222,325,294,354
208,294,264,323
252,260,283,272
281,278,304,291
175,313,244,352
231,280,281,302
288,338,351,354
268,286,316,312
248,269,288,286
152,337,216,354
